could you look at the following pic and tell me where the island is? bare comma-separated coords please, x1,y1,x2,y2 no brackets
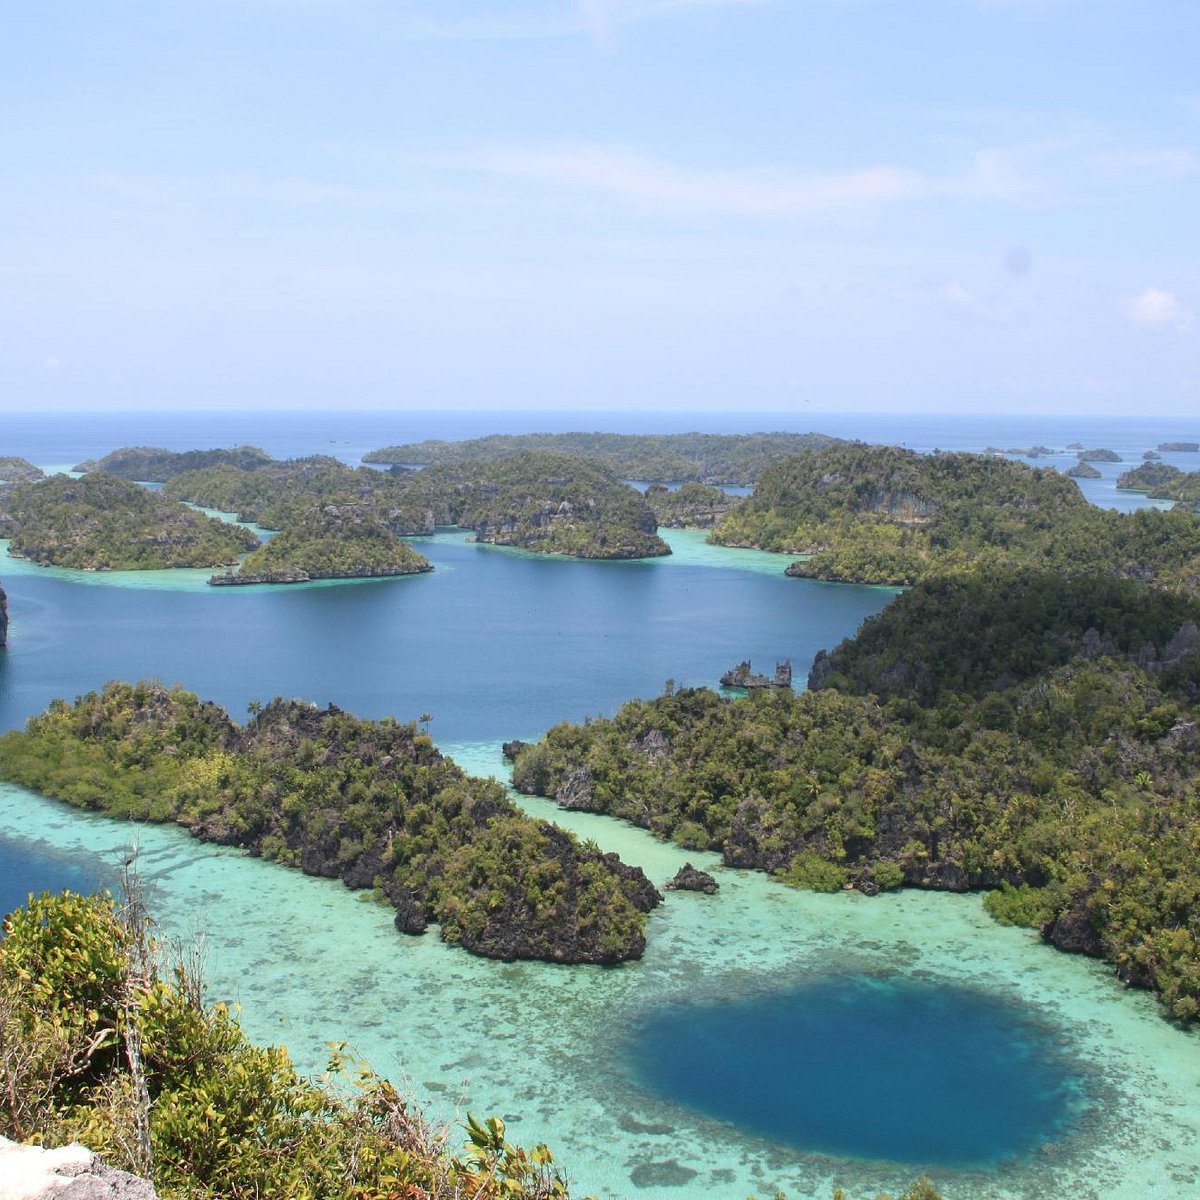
644,481,739,528
511,571,1200,1020
75,443,274,480
1065,461,1101,479
209,504,432,585
0,579,6,646
0,456,45,487
1117,462,1185,492
164,449,669,562
707,442,1200,590
0,681,660,964
362,430,844,486
1077,447,1122,462
0,473,259,570
1158,441,1200,453
719,659,792,688
1144,450,1163,460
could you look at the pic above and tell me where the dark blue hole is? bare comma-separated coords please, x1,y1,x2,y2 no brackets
623,975,1089,1167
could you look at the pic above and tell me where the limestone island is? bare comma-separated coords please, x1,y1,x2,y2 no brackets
1158,441,1200,453
645,481,740,528
362,430,844,487
0,681,660,964
0,473,258,570
157,446,668,561
0,578,7,647
1065,461,1101,479
719,659,792,688
511,571,1200,1021
1076,447,1122,462
707,441,1200,590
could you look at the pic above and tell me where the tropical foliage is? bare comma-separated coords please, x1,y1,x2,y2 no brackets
362,431,844,486
0,474,259,570
512,572,1200,1019
711,443,1200,590
0,887,582,1198
0,682,658,963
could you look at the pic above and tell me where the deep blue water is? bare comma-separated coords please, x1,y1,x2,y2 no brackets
0,536,889,743
624,975,1086,1167
0,838,106,919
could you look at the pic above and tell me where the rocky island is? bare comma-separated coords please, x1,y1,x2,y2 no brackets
719,659,792,688
76,443,274,481
511,571,1200,1020
209,504,432,585
362,430,844,487
709,442,1200,590
1065,461,1101,479
1076,447,1122,462
0,681,659,963
1158,441,1200,453
0,473,259,570
645,481,739,528
0,579,6,647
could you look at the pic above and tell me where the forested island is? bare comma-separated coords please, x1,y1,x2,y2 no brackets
0,456,45,487
512,571,1200,1020
0,681,658,964
1117,462,1200,511
362,430,843,485
709,443,1200,589
0,474,259,570
75,444,274,480
161,447,669,563
645,481,739,528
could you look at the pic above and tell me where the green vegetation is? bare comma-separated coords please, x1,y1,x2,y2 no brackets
211,506,431,585
1117,462,1185,492
166,449,667,561
1117,462,1200,512
362,431,843,486
0,474,259,570
76,445,274,481
512,572,1200,1020
1065,461,1101,479
1077,448,1122,463
0,887,582,1198
645,481,739,528
709,443,1200,589
0,682,658,963
0,456,44,488
418,452,668,558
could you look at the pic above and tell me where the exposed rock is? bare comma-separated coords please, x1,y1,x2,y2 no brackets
501,739,528,761
554,765,596,810
628,728,670,759
1165,621,1200,664
807,648,833,690
392,887,429,934
664,863,718,893
0,579,7,647
1042,892,1104,959
720,659,792,689
603,853,663,911
0,1137,157,1200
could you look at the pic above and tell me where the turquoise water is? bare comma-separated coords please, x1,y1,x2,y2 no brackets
4,413,1200,1197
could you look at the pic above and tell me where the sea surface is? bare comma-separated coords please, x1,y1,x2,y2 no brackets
2,410,1200,1199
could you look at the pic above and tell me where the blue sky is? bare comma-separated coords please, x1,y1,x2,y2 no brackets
3,1,1197,414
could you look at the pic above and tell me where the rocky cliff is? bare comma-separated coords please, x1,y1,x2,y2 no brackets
0,579,7,647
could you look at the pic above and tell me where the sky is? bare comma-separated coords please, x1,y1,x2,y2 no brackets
2,1,1198,415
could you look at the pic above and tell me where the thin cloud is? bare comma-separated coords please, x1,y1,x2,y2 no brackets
458,143,1046,216
1125,287,1192,332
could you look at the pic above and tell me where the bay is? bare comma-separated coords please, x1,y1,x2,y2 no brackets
3,411,1200,1198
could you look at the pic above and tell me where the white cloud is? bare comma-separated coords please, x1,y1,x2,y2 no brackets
1125,287,1192,331
470,145,925,214
43,355,61,370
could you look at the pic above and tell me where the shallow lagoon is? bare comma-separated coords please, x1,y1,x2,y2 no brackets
3,458,1200,1196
